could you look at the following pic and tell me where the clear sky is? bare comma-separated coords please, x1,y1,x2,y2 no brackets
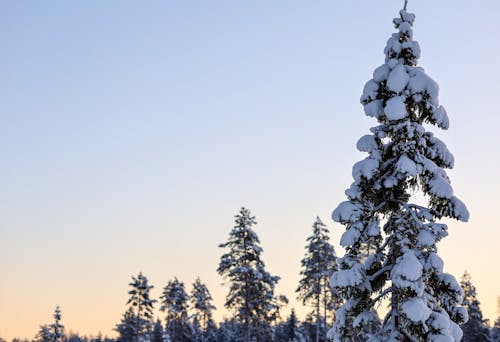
1,0,499,340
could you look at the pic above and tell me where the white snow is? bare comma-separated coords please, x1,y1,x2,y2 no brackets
357,134,378,153
330,263,364,287
367,221,380,236
353,311,377,328
417,230,435,247
353,158,379,181
428,174,453,199
362,80,379,102
387,64,409,93
432,105,449,129
449,320,463,341
391,251,423,282
428,334,453,342
439,273,462,295
429,311,451,331
332,201,363,223
373,64,390,82
364,99,383,118
340,227,361,247
449,196,470,222
426,252,444,273
398,22,412,34
345,182,362,199
408,68,431,93
395,154,418,177
383,176,398,188
401,297,432,323
384,96,407,120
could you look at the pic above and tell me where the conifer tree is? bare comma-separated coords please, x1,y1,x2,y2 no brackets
116,308,137,342
35,325,52,342
217,207,285,342
49,306,65,342
152,319,165,342
275,309,306,342
329,3,469,341
460,271,491,341
127,272,157,342
160,277,192,342
297,216,340,342
190,277,217,341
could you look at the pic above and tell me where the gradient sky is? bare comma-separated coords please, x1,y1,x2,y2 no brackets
1,0,500,340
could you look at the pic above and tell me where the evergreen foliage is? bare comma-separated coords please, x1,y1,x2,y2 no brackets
50,307,65,342
115,308,137,342
328,5,469,341
190,278,217,341
217,207,286,342
297,216,340,342
151,319,165,342
274,309,307,342
35,325,52,342
126,272,157,342
160,277,192,342
460,271,491,341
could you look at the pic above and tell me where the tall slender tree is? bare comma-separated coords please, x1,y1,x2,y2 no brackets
127,272,157,342
49,306,65,342
160,277,192,342
190,277,217,341
329,4,469,341
297,216,340,342
460,272,491,342
217,207,285,342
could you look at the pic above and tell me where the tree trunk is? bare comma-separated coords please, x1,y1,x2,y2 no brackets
316,295,320,342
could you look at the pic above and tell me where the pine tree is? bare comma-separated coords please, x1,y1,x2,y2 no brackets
460,271,491,341
35,325,52,342
116,307,137,342
127,272,157,342
217,207,286,342
190,277,217,341
152,319,165,342
297,216,340,342
216,318,244,342
276,309,306,342
49,306,65,342
329,4,469,341
160,277,192,342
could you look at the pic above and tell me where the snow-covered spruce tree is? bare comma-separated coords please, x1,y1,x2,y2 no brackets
116,307,137,342
460,271,491,341
49,306,65,342
160,277,192,342
217,207,286,342
152,319,165,342
297,216,341,342
190,277,217,341
328,5,469,342
127,272,157,342
35,325,52,342
274,309,307,342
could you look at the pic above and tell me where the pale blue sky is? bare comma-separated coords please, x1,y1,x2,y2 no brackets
1,1,499,339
